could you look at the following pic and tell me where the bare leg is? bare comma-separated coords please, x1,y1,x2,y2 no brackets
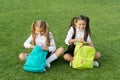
46,47,64,67
63,54,73,62
54,47,64,57
19,53,28,61
93,52,101,67
94,52,101,59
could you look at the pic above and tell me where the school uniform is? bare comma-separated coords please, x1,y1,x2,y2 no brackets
64,27,92,57
24,32,56,58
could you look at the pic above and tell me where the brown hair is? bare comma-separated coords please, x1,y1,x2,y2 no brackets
68,15,91,42
69,17,76,39
31,20,50,46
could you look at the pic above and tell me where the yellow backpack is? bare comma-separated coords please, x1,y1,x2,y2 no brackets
72,42,96,69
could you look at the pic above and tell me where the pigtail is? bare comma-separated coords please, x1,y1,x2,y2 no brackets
72,17,77,39
69,17,76,28
45,22,50,46
86,16,91,36
84,16,91,42
68,17,76,39
31,22,36,45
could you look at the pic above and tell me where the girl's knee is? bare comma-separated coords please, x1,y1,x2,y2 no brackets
19,53,26,61
63,54,68,61
63,54,73,61
95,52,101,59
55,47,64,56
97,52,101,58
63,54,67,59
57,47,64,52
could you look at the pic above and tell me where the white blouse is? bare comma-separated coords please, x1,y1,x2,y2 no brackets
24,32,56,53
65,27,92,45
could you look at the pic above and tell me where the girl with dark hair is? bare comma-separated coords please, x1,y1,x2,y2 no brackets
64,15,101,67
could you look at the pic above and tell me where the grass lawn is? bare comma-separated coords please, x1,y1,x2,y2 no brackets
0,0,120,80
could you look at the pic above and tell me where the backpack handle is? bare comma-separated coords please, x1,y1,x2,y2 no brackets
79,42,89,48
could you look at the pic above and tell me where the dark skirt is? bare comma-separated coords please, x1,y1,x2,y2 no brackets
46,52,52,59
64,45,75,57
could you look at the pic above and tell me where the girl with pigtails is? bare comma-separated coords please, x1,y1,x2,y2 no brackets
19,20,64,68
64,15,101,67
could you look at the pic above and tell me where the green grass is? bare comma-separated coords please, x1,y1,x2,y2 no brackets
0,0,120,80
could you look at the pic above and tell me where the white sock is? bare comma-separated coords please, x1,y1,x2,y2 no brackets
46,54,57,65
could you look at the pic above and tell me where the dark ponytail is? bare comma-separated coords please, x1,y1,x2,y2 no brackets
83,16,91,42
68,17,77,39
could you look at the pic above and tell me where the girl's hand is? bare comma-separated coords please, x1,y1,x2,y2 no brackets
88,42,94,47
30,45,35,48
42,46,49,51
69,38,84,45
76,38,84,43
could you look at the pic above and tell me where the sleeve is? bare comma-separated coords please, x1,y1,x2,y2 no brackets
48,32,56,53
65,27,74,45
24,35,32,48
87,35,92,43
